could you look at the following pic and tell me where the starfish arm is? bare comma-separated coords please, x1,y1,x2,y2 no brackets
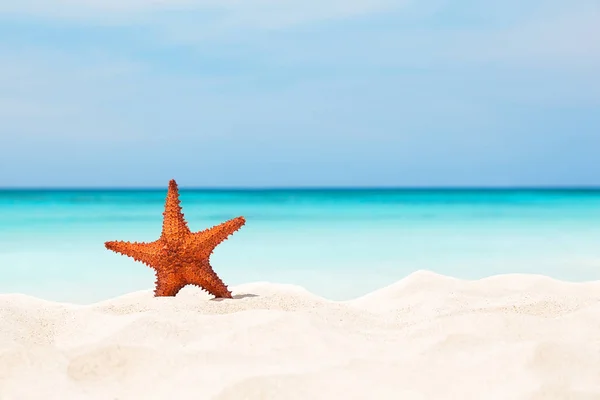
188,216,246,256
188,264,233,298
154,272,187,297
104,240,164,269
161,179,191,238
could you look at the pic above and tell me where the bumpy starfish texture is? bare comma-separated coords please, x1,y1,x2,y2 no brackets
105,179,245,298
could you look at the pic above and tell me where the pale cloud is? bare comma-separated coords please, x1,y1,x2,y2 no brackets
210,0,403,30
0,0,403,28
233,2,600,73
0,0,598,144
0,49,146,141
443,4,600,70
0,42,494,147
3,0,597,72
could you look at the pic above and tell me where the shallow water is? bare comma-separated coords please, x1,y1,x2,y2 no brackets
1,188,600,303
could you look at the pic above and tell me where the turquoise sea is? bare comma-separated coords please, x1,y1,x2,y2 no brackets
1,189,600,304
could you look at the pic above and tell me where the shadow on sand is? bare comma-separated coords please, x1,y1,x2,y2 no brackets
211,293,259,301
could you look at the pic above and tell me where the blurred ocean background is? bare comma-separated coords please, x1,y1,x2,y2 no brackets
1,188,600,304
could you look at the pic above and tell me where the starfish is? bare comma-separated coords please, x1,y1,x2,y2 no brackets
105,179,245,298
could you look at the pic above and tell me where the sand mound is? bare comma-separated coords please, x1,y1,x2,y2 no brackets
1,271,600,399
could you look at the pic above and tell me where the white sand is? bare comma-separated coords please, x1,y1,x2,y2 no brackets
1,270,600,400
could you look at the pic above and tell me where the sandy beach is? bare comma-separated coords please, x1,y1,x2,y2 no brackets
1,270,599,400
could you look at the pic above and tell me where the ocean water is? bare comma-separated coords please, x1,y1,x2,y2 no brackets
1,189,600,303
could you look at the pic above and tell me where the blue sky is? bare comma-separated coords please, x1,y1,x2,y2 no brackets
0,0,599,187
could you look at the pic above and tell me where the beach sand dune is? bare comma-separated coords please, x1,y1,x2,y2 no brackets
1,270,600,400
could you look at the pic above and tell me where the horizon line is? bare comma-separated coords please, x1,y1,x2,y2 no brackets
1,185,600,191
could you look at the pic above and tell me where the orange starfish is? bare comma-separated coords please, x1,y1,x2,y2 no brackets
105,179,245,298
